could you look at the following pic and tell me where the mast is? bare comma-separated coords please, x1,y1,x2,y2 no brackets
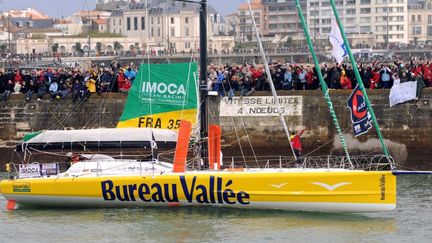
199,0,209,168
329,0,390,158
294,0,352,166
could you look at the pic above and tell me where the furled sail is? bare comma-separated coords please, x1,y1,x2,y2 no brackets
17,128,177,151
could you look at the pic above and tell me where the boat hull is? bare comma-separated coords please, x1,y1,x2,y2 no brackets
0,170,396,212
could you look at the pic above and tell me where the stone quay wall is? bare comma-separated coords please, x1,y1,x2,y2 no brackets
0,89,431,169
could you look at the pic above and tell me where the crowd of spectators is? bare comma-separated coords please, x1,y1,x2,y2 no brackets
0,60,137,102
1,58,431,103
207,59,432,99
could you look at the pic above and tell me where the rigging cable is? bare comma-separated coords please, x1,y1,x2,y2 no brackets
245,0,297,160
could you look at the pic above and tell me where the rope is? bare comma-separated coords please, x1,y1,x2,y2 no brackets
245,0,297,160
231,117,247,167
240,116,259,167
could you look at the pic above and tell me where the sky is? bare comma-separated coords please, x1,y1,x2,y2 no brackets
0,0,244,18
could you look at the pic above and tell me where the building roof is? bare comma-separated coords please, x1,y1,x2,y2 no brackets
54,19,72,24
238,0,262,11
94,18,108,25
3,8,51,20
74,10,111,19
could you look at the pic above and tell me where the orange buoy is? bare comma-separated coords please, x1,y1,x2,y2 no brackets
167,202,180,207
6,200,16,211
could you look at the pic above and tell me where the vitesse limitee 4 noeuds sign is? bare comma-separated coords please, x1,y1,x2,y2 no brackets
220,96,302,117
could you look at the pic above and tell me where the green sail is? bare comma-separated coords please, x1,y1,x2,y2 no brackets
117,62,198,130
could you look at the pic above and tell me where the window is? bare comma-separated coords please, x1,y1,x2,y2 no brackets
185,27,189,36
157,17,160,24
428,15,432,24
185,42,190,49
360,0,370,4
113,19,116,26
360,17,370,24
170,17,174,24
346,9,356,15
141,16,145,30
360,8,371,14
412,15,415,22
119,19,122,25
427,26,432,36
151,27,154,37
151,17,154,25
321,19,331,25
158,28,160,37
360,26,371,32
185,17,189,24
127,17,131,31
417,15,421,22
170,27,175,36
134,17,138,30
412,26,421,35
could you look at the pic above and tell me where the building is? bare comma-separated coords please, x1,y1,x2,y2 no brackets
262,0,305,44
304,0,408,47
96,0,133,11
54,10,111,35
0,8,56,53
225,13,238,36
15,36,141,54
236,0,264,43
0,8,53,29
107,0,234,52
408,0,432,44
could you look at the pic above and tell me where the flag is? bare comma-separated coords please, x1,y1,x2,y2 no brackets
347,85,372,137
389,81,417,107
329,19,348,64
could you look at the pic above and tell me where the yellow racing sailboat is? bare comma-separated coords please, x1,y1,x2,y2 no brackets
0,0,402,212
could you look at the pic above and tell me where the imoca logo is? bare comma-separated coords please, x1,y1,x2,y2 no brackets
140,81,187,105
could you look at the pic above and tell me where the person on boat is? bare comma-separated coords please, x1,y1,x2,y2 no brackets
290,129,305,162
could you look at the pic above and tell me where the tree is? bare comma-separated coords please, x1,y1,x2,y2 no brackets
114,41,121,54
283,37,293,48
52,43,59,53
96,42,103,53
0,43,7,53
75,42,82,55
234,42,245,49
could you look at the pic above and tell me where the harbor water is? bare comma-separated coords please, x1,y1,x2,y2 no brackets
0,174,431,242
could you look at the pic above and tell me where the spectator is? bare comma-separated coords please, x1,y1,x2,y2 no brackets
49,80,60,100
340,69,352,89
380,64,392,89
117,70,131,93
1,80,14,102
283,66,293,90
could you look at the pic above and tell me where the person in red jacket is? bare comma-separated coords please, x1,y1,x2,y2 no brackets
290,129,305,161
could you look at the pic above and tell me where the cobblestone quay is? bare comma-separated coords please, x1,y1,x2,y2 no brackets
0,89,431,170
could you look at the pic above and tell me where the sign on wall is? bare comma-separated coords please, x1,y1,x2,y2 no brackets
18,163,41,178
220,96,302,117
